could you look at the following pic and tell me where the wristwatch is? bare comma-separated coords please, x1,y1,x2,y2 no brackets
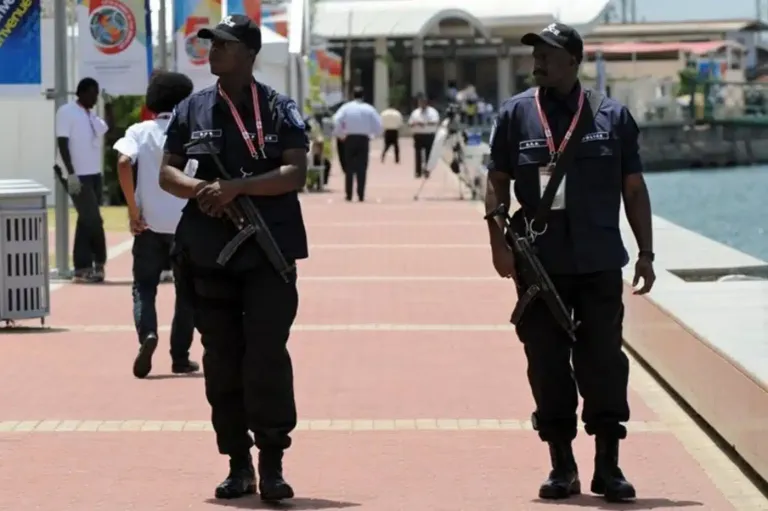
638,250,655,262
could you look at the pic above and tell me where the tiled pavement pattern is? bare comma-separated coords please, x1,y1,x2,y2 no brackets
1,142,766,510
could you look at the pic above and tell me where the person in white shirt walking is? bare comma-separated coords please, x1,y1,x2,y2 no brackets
113,72,199,379
55,77,112,283
333,87,383,202
408,93,440,178
380,106,403,164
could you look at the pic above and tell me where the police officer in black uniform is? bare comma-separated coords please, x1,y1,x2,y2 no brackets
485,23,656,503
159,15,308,502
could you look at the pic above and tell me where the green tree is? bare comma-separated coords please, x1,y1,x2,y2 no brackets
383,52,406,110
102,95,144,205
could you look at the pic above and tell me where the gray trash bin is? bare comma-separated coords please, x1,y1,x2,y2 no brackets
0,179,51,324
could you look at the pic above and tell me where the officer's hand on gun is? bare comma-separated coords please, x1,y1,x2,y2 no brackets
196,179,240,216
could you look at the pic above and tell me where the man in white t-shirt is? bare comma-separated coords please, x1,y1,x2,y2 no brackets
113,72,199,379
55,77,112,283
408,93,440,178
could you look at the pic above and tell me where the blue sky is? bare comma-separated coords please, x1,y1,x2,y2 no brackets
627,0,763,22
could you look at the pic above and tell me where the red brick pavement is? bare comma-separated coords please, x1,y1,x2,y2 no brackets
0,142,759,509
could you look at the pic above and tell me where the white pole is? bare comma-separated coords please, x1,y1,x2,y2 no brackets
159,0,168,69
53,0,70,276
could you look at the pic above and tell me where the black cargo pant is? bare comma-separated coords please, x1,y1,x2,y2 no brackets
191,262,299,455
132,230,194,363
515,270,630,442
413,133,435,178
72,174,107,272
344,135,370,201
381,129,400,163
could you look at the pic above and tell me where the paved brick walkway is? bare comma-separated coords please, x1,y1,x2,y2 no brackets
1,141,765,509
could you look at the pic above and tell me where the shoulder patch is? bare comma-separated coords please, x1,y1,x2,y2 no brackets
285,101,305,129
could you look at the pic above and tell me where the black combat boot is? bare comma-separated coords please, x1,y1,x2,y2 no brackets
590,437,636,502
538,441,581,499
258,449,294,502
214,454,256,499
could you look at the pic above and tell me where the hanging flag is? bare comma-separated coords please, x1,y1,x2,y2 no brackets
173,0,221,90
0,0,42,96
225,0,261,24
76,0,150,95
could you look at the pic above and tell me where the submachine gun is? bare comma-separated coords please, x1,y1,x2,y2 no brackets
484,204,579,341
183,135,295,283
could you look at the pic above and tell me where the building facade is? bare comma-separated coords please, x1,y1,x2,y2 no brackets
311,0,611,110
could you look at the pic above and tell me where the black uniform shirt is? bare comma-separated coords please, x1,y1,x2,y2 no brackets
488,84,643,275
165,81,309,269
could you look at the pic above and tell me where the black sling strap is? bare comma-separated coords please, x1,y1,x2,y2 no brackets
528,89,604,235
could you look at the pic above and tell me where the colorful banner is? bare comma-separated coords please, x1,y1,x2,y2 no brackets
261,3,286,37
76,0,151,95
225,0,261,24
0,0,42,96
311,48,342,106
173,0,221,90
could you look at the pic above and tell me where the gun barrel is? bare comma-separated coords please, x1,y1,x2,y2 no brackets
183,137,209,151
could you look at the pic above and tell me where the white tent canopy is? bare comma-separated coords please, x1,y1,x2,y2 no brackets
254,26,290,94
258,25,289,65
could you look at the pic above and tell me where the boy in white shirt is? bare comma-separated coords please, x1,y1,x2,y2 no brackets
113,72,199,379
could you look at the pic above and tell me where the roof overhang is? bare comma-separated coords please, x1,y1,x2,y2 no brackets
313,0,610,41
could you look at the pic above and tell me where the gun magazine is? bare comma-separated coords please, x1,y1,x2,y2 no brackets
510,284,540,325
216,225,257,266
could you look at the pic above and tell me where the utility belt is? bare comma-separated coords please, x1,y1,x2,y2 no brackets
172,242,295,310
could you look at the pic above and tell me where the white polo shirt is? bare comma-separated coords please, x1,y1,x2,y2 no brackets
55,102,108,176
112,114,191,235
380,108,403,131
408,106,440,134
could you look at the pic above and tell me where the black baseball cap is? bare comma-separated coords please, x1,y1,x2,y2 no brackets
521,23,584,61
198,14,262,52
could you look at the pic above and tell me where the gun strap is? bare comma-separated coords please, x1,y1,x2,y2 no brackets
530,90,604,232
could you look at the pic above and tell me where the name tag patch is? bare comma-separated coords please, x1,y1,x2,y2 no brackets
519,139,547,150
581,131,609,143
191,129,222,140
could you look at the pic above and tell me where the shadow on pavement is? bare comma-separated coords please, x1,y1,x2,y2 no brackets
205,496,360,509
0,325,68,334
532,496,703,509
144,373,204,380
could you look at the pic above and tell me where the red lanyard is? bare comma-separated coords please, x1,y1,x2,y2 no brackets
217,81,266,159
534,87,585,163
